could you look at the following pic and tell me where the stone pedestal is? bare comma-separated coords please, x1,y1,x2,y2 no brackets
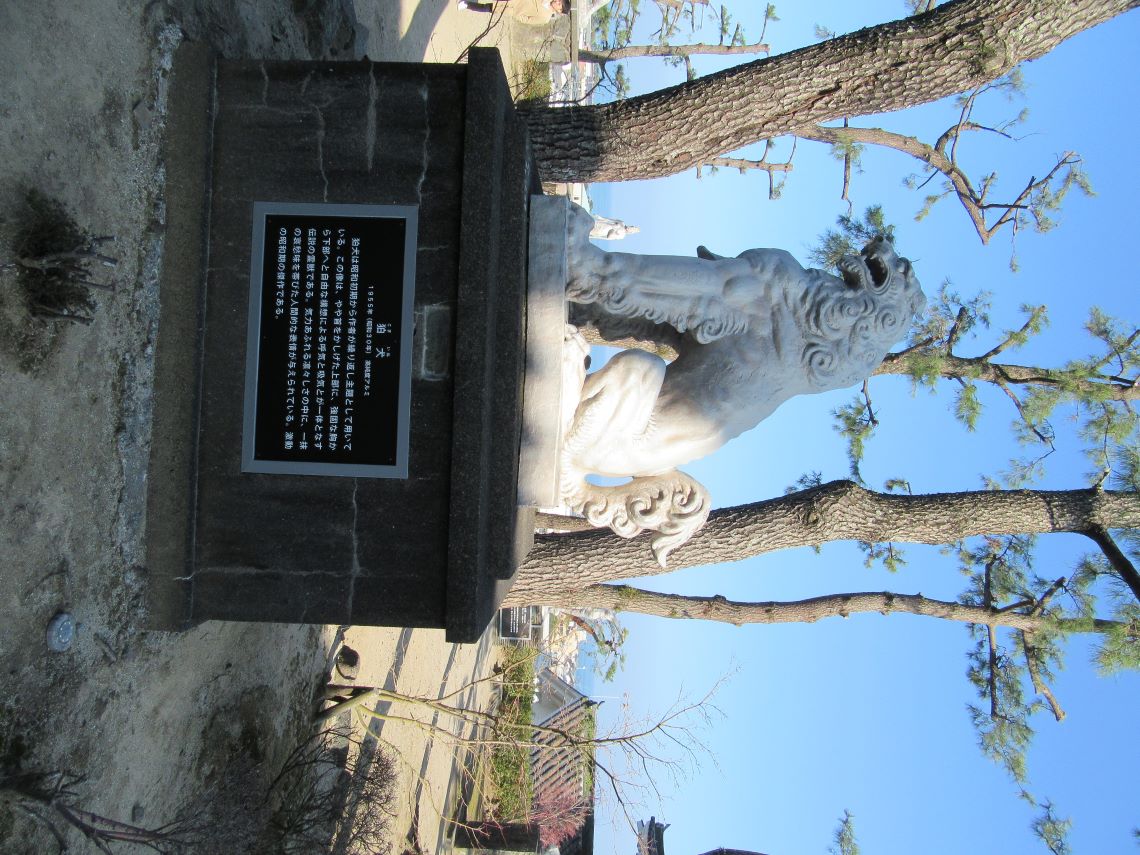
145,45,537,642
517,196,571,509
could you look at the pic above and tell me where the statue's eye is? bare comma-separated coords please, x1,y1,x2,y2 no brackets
899,259,912,277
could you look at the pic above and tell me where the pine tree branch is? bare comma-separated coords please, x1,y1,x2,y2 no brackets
579,40,769,64
1083,525,1140,604
696,138,797,199
796,123,1080,246
984,559,1001,718
796,124,990,243
698,156,792,174
995,377,1054,447
1020,632,1066,721
29,306,94,324
994,597,1035,614
1089,328,1140,373
548,584,1122,633
1030,577,1067,615
872,352,1140,402
15,248,118,270
945,306,971,355
979,308,1046,359
890,336,937,360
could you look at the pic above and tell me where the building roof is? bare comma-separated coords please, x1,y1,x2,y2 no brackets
536,668,590,720
532,689,598,855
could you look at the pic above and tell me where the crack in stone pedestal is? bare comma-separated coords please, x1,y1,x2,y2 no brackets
366,63,378,172
415,82,430,204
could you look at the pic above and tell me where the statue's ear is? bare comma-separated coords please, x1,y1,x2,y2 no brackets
696,245,721,261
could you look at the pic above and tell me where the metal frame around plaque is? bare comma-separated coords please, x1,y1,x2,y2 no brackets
241,201,418,478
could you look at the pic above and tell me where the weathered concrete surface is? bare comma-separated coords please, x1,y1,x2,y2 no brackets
146,49,536,638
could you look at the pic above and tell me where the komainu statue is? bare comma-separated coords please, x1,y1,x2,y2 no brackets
559,203,927,565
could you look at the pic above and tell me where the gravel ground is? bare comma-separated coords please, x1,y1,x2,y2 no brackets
0,0,528,850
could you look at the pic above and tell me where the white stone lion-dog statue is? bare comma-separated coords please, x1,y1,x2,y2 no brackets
558,203,927,565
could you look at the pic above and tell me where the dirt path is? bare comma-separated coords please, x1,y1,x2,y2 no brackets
330,627,500,855
353,0,515,63
0,0,533,851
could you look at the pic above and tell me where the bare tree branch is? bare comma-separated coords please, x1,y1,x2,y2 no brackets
579,40,769,64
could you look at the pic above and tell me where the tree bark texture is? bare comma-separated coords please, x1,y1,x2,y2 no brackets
520,0,1138,182
505,481,1140,603
535,585,1121,633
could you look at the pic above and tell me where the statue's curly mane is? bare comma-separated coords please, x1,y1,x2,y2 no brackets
796,265,923,388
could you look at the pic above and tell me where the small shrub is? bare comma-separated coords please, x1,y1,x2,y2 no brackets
487,647,536,822
7,189,116,324
266,728,396,855
514,59,552,106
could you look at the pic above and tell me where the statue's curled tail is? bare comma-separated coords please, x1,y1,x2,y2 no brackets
561,470,710,568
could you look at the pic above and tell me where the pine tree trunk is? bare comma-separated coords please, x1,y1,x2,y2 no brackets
505,481,1140,603
520,0,1138,182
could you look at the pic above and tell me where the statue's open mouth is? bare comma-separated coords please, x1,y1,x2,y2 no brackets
838,256,882,290
838,242,894,291
865,252,890,287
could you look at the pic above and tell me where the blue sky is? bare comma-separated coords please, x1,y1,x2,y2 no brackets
577,3,1140,853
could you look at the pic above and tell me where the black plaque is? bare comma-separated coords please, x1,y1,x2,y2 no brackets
498,605,535,641
242,202,417,477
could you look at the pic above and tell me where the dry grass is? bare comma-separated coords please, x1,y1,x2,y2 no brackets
512,58,552,105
